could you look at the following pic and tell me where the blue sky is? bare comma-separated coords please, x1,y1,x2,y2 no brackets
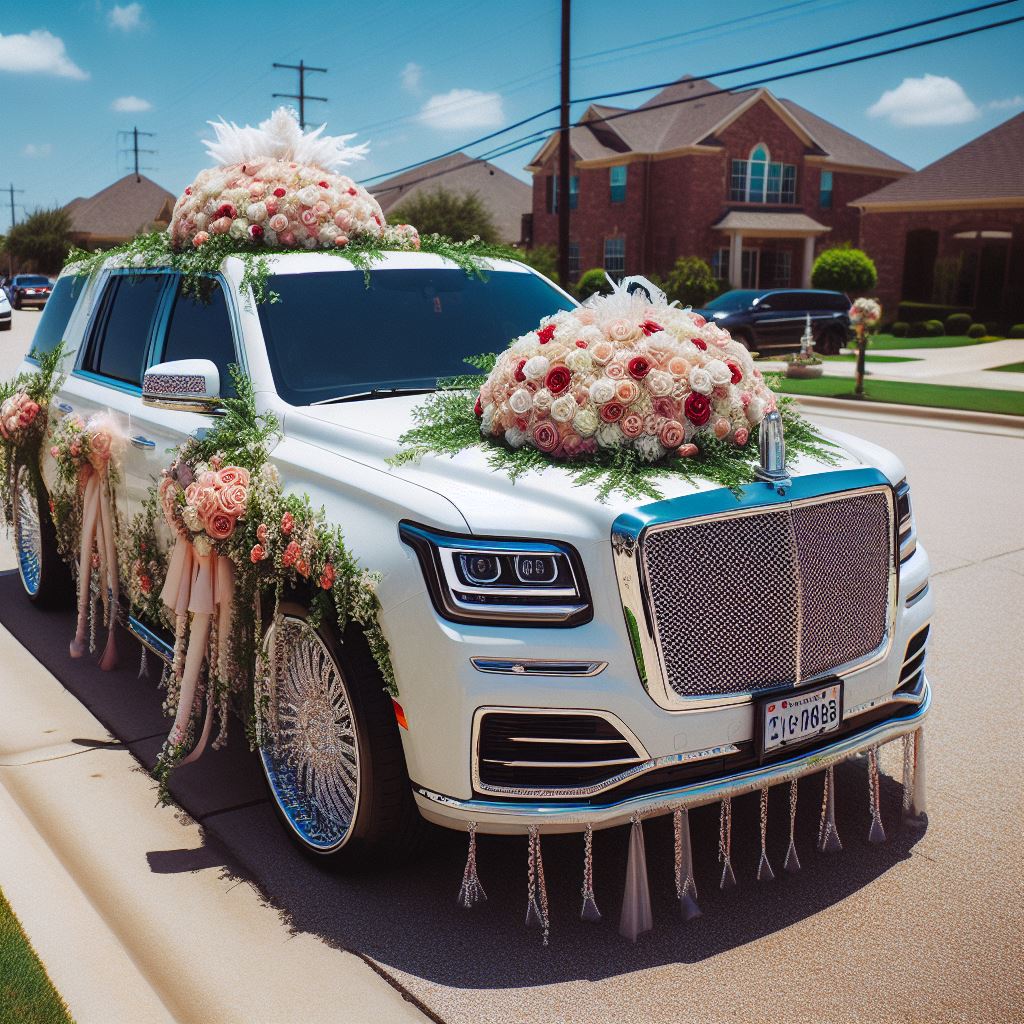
2,0,1022,225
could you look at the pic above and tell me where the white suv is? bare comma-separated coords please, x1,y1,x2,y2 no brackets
13,252,932,863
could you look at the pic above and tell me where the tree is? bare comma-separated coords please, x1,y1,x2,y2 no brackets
1,207,72,274
576,268,610,300
516,245,558,285
664,256,719,308
388,188,499,243
811,244,877,294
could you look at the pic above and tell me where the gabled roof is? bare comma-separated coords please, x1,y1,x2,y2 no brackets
853,111,1024,208
369,152,530,243
65,174,176,242
526,75,909,175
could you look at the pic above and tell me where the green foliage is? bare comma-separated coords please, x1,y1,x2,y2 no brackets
664,256,719,308
945,312,972,336
906,322,926,338
897,300,972,323
811,245,877,293
891,321,909,337
576,268,609,300
1,207,72,274
389,188,499,244
968,323,987,339
923,319,944,337
1009,324,1024,339
515,245,559,284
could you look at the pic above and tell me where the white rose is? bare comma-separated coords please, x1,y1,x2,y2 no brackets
481,404,496,434
746,395,766,424
246,201,268,223
579,325,604,347
589,378,616,405
297,185,320,207
707,359,732,386
689,367,713,395
635,434,666,463
511,332,539,354
550,394,577,423
596,422,624,449
194,212,208,230
228,217,250,240
509,388,533,414
565,349,592,373
532,388,553,412
318,224,340,246
523,355,550,381
182,506,201,531
504,426,528,448
572,408,599,436
645,369,673,397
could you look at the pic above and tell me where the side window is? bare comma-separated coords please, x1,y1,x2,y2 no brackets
84,274,166,386
29,275,87,359
157,279,238,397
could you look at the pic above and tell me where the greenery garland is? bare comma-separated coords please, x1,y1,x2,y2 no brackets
67,230,519,306
392,358,838,502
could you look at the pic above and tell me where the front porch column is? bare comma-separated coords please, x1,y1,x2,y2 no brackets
802,235,816,288
729,231,744,289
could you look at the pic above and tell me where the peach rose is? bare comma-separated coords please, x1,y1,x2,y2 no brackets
620,413,644,439
667,357,690,378
677,443,699,458
615,379,639,405
192,231,210,247
269,213,289,233
734,427,750,446
605,318,639,343
713,416,731,439
218,482,247,517
216,466,250,489
204,511,235,541
659,419,685,448
590,340,615,365
604,361,626,379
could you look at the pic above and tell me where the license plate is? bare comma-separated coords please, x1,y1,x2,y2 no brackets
760,682,842,755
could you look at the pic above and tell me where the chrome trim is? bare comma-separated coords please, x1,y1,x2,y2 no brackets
470,657,607,677
507,736,625,745
127,616,174,663
482,756,644,769
417,681,931,832
905,580,929,608
612,469,899,712
846,667,927,716
142,395,222,415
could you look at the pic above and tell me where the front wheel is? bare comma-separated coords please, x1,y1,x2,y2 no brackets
816,327,846,356
13,464,72,607
258,604,425,869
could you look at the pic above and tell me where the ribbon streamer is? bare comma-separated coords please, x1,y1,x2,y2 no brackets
619,813,653,941
673,807,701,920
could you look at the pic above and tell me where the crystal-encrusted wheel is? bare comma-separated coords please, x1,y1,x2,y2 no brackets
14,464,43,598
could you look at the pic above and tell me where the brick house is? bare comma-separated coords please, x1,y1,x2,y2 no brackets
526,76,908,288
852,111,1024,325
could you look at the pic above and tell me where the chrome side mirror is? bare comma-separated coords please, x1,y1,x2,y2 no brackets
142,359,221,413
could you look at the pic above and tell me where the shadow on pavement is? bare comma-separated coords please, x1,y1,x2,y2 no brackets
0,570,925,990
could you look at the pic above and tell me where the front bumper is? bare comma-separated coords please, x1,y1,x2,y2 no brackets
414,678,930,834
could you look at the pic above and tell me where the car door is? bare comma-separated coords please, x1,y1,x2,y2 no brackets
754,292,805,349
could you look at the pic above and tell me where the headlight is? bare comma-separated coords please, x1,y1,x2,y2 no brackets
712,311,729,320
399,522,592,627
895,479,916,562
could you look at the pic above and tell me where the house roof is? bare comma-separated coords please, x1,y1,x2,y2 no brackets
713,211,831,235
852,111,1024,208
369,153,531,243
65,174,176,242
527,76,909,175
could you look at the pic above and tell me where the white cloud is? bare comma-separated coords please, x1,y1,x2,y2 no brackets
419,88,504,131
401,62,422,93
112,95,152,112
0,29,88,79
989,95,1024,111
22,143,52,158
108,3,143,31
868,74,979,126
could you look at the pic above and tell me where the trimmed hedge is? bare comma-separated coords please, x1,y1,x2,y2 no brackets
811,246,877,292
891,321,909,337
1009,324,1024,339
576,268,609,300
897,300,973,323
968,323,987,339
924,319,944,337
906,322,927,338
945,313,972,336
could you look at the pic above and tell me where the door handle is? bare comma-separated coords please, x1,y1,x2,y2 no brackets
56,401,74,414
130,435,156,450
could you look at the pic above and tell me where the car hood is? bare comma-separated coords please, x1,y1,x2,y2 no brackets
286,395,899,542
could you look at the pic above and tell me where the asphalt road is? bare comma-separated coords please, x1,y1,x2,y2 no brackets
1,307,1022,1023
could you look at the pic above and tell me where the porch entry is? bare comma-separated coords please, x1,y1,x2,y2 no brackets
713,211,831,290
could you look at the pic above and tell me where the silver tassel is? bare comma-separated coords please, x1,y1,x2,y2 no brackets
757,787,775,881
525,826,550,945
911,728,927,819
784,779,802,873
88,570,98,654
673,807,701,920
817,765,843,853
457,821,486,907
867,746,886,843
718,798,737,889
618,813,653,941
580,822,601,922
138,644,149,679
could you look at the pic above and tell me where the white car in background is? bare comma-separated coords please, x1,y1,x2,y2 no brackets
11,253,932,866
0,285,11,331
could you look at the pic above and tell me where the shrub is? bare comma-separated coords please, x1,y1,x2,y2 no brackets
924,319,944,337
389,187,499,243
906,322,927,338
891,321,909,337
897,300,973,323
811,245,877,293
576,268,609,300
945,313,972,336
968,323,987,339
664,256,719,308
1009,324,1024,339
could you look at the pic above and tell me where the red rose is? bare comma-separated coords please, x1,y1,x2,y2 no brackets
215,203,236,219
249,224,264,240
474,396,483,417
639,319,662,336
373,214,381,225
627,356,651,379
727,361,743,384
532,421,559,453
575,339,588,348
545,365,571,395
537,324,556,344
139,575,153,595
273,187,286,198
514,359,527,382
319,181,329,188
185,187,192,195
348,187,357,196
684,392,712,426
599,402,624,423
692,338,708,351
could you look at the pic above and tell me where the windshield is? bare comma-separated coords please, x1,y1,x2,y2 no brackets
703,290,761,312
257,269,575,405
17,276,51,286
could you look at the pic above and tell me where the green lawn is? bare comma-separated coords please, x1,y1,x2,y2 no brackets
822,353,919,363
0,889,72,1024
776,375,1024,416
988,361,1024,373
868,333,999,351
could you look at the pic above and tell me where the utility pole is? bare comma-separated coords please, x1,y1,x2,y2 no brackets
118,127,156,182
557,0,571,289
6,184,25,277
273,60,327,130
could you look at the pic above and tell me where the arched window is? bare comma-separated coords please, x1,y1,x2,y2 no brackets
748,145,768,203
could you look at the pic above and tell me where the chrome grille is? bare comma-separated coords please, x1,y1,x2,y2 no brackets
641,490,893,699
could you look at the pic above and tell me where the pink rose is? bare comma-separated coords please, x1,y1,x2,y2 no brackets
211,217,232,235
615,379,639,405
620,414,644,439
653,397,677,419
282,540,301,567
204,511,235,541
677,443,699,458
713,416,731,439
667,357,691,378
50,446,59,458
532,421,560,453
605,318,639,343
216,466,250,488
590,340,615,365
334,210,353,231
604,361,626,380
734,427,750,446
218,482,247,517
659,420,685,448
301,208,318,228
89,430,112,463
334,235,349,247
198,470,217,488
280,511,295,535
268,213,288,233
256,523,268,544
250,544,266,563
192,230,210,247
278,230,296,247
265,199,279,216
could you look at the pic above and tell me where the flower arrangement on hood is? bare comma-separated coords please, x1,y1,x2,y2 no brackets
169,106,419,253
476,277,776,464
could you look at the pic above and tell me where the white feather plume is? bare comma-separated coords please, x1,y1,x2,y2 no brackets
202,106,369,170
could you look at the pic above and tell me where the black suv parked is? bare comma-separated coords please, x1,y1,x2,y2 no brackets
694,289,851,354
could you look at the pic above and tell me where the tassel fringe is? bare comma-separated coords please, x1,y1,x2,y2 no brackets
673,807,701,920
618,813,653,941
757,787,775,881
457,821,486,908
580,822,601,922
718,798,737,889
867,746,886,843
525,826,550,945
784,779,802,873
817,765,842,853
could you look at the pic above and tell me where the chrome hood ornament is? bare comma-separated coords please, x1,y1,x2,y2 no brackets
755,409,790,487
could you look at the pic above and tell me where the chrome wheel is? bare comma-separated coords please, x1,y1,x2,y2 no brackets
259,615,361,853
14,465,43,597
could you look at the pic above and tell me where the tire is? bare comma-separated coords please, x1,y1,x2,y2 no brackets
12,297,21,311
258,602,425,870
13,464,72,608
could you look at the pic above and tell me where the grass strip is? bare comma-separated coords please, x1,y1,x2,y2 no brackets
987,362,1024,374
822,354,919,363
868,334,999,351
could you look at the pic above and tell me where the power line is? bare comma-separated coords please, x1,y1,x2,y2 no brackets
118,127,157,182
273,60,327,130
